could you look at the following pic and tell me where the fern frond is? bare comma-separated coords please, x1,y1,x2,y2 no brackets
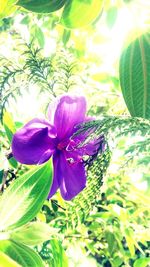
125,138,150,155
0,65,23,93
0,42,82,120
0,61,24,121
65,116,150,225
75,116,150,143
23,43,55,95
66,146,111,226
52,49,79,94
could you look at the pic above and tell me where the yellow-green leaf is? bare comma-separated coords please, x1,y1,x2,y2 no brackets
3,111,16,143
134,258,150,267
61,0,104,29
0,0,17,19
124,228,135,257
0,251,21,267
0,160,53,231
11,222,55,246
0,240,44,267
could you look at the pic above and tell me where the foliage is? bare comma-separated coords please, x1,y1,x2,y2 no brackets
0,160,53,231
61,0,104,29
119,32,150,119
0,0,17,20
0,161,52,266
0,240,45,267
17,0,67,13
0,0,150,267
0,42,80,120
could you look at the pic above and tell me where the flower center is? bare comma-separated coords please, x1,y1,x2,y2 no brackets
57,143,64,150
57,139,68,150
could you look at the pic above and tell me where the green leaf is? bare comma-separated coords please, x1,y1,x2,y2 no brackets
105,231,116,255
16,0,67,13
0,240,44,267
3,111,16,143
112,256,123,267
31,26,45,48
2,112,18,168
134,258,150,267
11,222,55,246
124,228,135,257
0,169,3,184
61,0,103,29
106,6,118,29
123,0,133,3
0,251,21,267
0,160,53,231
8,157,18,169
3,124,14,144
62,29,71,46
48,239,69,267
0,0,17,19
119,32,150,119
20,15,30,25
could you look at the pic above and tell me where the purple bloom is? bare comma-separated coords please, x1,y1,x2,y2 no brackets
12,95,103,200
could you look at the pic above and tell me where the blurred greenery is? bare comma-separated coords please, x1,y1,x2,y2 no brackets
0,0,150,266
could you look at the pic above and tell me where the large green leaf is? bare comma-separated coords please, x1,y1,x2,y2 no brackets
119,33,150,119
11,222,54,246
0,240,44,267
134,257,150,267
16,0,67,13
0,251,21,267
61,0,103,29
0,160,53,231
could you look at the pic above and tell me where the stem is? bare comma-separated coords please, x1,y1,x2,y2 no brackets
51,200,66,211
65,234,102,242
0,171,8,193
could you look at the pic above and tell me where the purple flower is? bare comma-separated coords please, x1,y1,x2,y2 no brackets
12,95,103,200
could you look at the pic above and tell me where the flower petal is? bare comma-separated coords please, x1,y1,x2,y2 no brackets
12,118,57,165
84,135,105,155
59,151,86,200
48,153,60,198
47,97,59,125
77,135,105,156
52,95,86,140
